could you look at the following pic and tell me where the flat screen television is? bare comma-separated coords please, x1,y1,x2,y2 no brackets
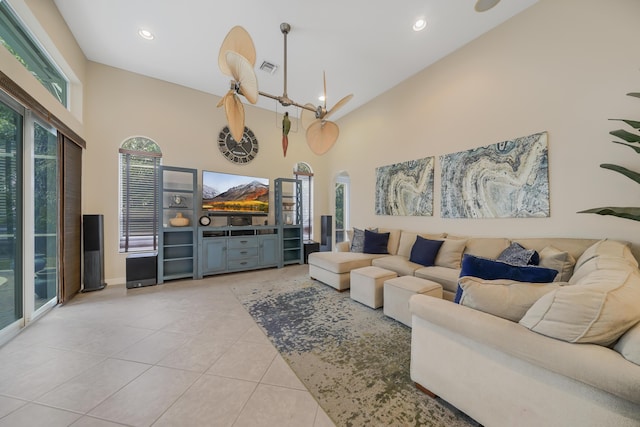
202,171,269,215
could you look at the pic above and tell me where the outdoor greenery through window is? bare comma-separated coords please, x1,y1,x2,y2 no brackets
0,1,68,106
119,137,162,252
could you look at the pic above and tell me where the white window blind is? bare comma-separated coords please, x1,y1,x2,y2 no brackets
119,138,161,252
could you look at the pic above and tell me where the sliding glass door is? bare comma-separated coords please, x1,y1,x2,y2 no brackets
0,97,23,331
33,122,58,310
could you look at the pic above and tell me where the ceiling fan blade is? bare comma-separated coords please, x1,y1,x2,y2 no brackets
226,51,258,104
306,120,339,155
218,26,256,76
301,103,317,130
224,93,245,142
324,94,353,120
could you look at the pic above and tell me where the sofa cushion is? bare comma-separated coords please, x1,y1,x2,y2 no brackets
455,254,560,303
538,245,576,282
372,256,422,277
414,266,461,294
409,236,443,267
458,277,561,322
307,251,383,274
464,238,511,259
396,231,446,258
614,321,640,366
363,230,390,254
520,269,640,346
377,228,402,255
434,238,468,269
497,242,539,266
573,239,637,273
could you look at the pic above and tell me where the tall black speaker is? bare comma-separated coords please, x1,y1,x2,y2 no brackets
83,214,106,292
320,215,332,252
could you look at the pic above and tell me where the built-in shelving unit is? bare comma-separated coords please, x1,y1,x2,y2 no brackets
274,178,304,267
158,166,197,283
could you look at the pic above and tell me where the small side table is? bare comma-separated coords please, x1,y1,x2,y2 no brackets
303,240,320,264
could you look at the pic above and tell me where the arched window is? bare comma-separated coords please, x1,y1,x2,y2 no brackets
119,137,162,252
294,162,313,241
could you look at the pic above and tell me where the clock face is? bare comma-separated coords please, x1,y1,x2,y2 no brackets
217,126,258,164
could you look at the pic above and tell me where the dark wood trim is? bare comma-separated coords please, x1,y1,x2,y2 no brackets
0,70,86,149
415,383,437,398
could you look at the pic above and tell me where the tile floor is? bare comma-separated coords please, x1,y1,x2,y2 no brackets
0,264,335,427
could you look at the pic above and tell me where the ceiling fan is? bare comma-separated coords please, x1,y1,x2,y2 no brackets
217,23,353,155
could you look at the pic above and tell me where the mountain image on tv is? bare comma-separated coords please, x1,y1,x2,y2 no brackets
202,172,269,213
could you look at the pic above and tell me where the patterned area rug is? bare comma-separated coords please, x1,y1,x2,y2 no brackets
232,276,479,427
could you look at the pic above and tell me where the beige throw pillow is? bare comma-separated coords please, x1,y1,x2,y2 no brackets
573,239,637,273
520,269,640,346
434,238,468,269
459,277,560,322
539,246,576,282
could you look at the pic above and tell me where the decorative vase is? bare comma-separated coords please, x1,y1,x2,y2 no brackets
169,212,189,227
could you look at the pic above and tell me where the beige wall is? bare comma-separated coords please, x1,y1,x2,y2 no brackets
83,63,331,283
7,0,640,284
329,0,640,247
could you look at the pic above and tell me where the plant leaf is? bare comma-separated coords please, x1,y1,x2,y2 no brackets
627,92,640,99
610,129,640,143
578,207,640,222
611,140,640,153
600,163,640,184
609,119,640,130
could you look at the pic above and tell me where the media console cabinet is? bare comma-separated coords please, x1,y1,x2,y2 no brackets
196,226,282,278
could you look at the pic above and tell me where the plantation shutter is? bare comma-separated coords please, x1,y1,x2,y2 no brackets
119,148,160,252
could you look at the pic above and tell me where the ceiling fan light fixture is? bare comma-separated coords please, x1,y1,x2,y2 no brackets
412,18,427,32
474,0,501,12
138,28,154,40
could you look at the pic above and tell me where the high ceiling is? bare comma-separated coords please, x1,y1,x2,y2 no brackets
53,0,537,119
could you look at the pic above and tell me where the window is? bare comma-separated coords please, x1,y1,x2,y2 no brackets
119,137,162,252
335,172,350,243
0,1,68,106
294,162,313,241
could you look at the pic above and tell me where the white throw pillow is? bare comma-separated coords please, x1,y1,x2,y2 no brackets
459,277,560,322
520,269,640,346
434,238,468,269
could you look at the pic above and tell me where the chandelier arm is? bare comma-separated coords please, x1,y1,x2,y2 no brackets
258,91,317,113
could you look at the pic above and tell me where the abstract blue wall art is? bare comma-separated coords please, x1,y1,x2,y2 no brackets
440,132,549,219
375,157,434,216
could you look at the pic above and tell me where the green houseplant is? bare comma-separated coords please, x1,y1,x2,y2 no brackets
579,92,640,221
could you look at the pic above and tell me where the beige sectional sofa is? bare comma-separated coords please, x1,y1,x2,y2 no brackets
308,229,640,426
307,228,598,300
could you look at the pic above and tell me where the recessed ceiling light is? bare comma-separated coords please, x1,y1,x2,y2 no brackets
318,95,326,102
413,18,427,32
138,29,154,40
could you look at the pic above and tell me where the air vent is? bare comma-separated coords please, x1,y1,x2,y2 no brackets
259,61,278,75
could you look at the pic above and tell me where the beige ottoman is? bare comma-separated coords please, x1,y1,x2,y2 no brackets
350,266,398,308
384,276,443,326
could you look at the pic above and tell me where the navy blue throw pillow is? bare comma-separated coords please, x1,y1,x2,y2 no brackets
363,230,390,254
409,236,444,267
454,254,558,303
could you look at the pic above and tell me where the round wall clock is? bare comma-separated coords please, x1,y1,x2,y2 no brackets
198,215,211,226
217,126,259,164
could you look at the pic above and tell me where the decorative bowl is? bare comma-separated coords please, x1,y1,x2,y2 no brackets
169,213,189,227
